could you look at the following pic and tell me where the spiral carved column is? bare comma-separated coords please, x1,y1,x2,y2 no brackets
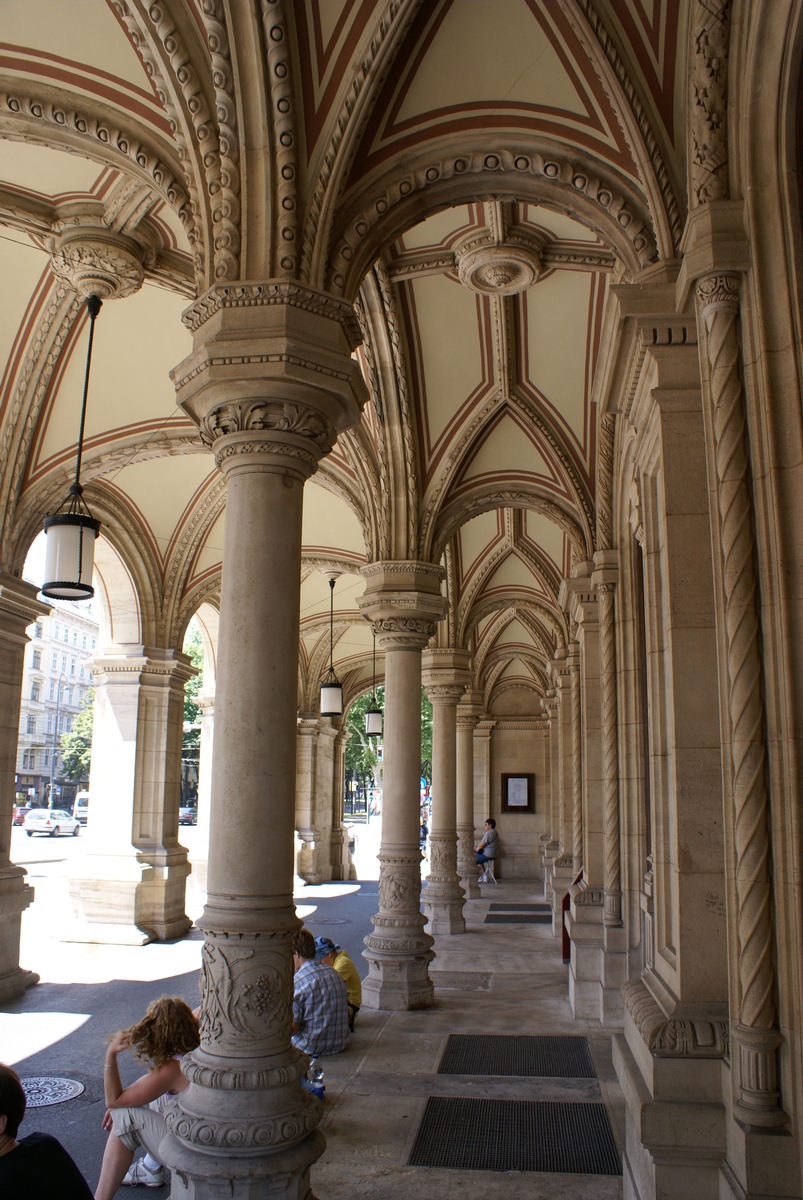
697,272,782,1127
597,577,622,926
358,562,447,1009
570,646,583,871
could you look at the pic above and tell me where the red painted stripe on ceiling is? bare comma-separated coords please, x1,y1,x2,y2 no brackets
352,0,636,180
607,0,680,137
294,0,378,152
0,269,52,426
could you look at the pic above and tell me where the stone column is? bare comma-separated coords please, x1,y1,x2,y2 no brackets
164,283,366,1199
0,576,49,1002
295,716,324,884
70,646,193,942
192,689,215,899
540,684,561,908
357,561,446,1009
330,727,351,880
473,719,495,825
550,648,578,925
421,649,470,934
456,691,483,900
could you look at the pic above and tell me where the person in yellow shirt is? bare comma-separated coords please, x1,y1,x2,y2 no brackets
315,936,362,1032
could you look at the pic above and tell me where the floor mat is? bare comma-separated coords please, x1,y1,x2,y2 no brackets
488,902,551,911
484,912,551,923
437,1033,596,1078
408,1096,621,1175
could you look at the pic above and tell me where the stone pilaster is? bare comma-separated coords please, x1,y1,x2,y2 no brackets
329,727,352,881
357,561,446,1009
295,715,339,885
163,282,366,1199
456,690,483,899
540,685,561,909
70,646,194,943
421,649,471,934
0,575,49,1001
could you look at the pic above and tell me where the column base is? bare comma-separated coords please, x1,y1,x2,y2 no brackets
566,885,604,1020
362,923,435,1010
70,850,191,943
162,1129,325,1199
0,867,37,1000
422,891,466,936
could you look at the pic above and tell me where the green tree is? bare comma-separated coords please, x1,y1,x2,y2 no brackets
182,622,205,754
420,688,433,785
344,689,384,784
60,692,93,782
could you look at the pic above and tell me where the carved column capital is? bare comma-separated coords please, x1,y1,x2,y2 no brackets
358,560,447,650
422,648,471,702
171,281,367,477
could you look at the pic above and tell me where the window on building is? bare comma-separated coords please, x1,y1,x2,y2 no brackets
82,634,87,649
34,622,43,638
70,658,75,674
43,749,49,766
73,630,78,645
26,715,35,734
31,682,40,702
47,713,54,735
22,751,28,769
64,687,71,705
53,622,59,639
91,638,96,649
48,680,54,700
62,655,67,673
28,751,35,770
58,713,66,734
63,627,69,642
32,649,41,669
79,665,84,679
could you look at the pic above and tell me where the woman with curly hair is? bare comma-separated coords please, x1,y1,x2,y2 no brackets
94,996,199,1198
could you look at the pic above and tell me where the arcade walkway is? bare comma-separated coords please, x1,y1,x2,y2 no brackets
3,868,624,1199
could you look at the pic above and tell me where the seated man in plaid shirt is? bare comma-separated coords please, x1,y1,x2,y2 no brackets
291,927,349,1055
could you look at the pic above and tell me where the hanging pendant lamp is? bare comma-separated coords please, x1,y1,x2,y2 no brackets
365,627,383,736
41,294,102,600
319,575,343,716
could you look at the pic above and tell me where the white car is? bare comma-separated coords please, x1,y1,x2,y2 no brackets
23,808,79,837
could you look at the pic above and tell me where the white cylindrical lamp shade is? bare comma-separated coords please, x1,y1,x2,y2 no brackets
320,673,343,716
41,513,100,600
365,707,383,736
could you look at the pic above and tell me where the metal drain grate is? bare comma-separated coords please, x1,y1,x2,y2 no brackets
438,1034,596,1078
488,903,550,912
21,1077,85,1107
408,1096,621,1175
484,912,551,924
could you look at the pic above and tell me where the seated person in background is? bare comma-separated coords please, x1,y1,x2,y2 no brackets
315,936,362,1032
94,996,200,1198
0,1062,93,1198
292,927,349,1056
474,817,499,875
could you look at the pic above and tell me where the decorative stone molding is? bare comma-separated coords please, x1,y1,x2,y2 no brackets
454,230,543,295
199,0,241,283
623,979,730,1059
362,560,444,581
573,885,603,906
199,938,290,1049
690,0,731,207
50,229,146,299
328,146,658,295
181,280,362,348
260,0,299,273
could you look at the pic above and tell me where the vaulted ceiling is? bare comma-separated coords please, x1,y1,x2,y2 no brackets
0,0,687,717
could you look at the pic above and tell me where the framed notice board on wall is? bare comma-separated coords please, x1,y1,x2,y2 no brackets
501,773,534,814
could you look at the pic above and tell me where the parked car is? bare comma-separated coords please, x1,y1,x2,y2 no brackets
23,808,79,837
13,804,30,826
74,791,90,824
179,806,197,826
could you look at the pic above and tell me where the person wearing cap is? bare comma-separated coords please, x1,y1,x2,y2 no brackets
291,928,349,1056
314,937,362,1032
